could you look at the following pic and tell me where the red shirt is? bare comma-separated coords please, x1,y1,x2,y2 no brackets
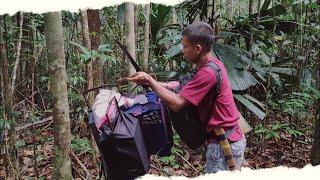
179,57,243,142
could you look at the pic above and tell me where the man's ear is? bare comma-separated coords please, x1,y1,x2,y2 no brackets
195,44,202,54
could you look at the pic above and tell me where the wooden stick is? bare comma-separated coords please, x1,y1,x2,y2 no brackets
70,150,93,180
16,116,53,131
173,151,199,174
72,166,86,180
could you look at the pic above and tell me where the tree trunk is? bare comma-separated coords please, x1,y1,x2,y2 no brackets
216,0,222,42
226,0,233,29
80,10,94,107
12,12,23,98
43,12,72,180
21,13,34,99
171,7,178,69
80,10,100,166
135,4,139,64
249,0,254,16
0,15,19,179
125,2,136,76
142,4,150,71
310,10,320,165
87,9,103,86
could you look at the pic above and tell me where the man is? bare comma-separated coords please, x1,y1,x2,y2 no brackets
127,22,246,173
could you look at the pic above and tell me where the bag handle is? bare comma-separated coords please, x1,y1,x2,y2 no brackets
82,84,117,109
104,84,140,131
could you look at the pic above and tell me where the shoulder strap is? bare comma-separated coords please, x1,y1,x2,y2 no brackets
206,61,222,104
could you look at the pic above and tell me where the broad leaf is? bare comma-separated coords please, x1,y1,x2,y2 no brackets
234,94,265,120
165,43,182,58
213,43,258,90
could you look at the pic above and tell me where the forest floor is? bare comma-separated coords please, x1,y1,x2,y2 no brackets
0,114,313,179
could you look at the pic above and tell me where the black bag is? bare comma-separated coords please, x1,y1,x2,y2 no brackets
124,92,173,157
85,91,150,180
168,61,222,149
99,98,150,179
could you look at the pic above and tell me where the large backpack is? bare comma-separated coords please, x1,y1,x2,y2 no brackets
168,61,222,149
87,96,150,180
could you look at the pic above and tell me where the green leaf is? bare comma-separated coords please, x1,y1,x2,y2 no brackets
234,94,265,120
15,140,26,149
165,43,181,58
151,4,172,41
266,133,273,139
158,34,181,45
243,94,266,109
9,111,21,118
213,43,259,90
270,67,297,76
217,31,242,38
70,41,91,61
98,44,112,53
254,128,268,134
270,73,282,87
168,71,177,79
261,0,271,10
97,54,117,64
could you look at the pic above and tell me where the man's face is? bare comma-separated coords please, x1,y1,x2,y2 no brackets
181,36,201,63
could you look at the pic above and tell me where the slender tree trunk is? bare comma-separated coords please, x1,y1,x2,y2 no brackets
43,11,72,179
125,2,136,76
226,0,233,29
80,10,100,166
142,4,150,71
0,15,19,179
12,12,23,98
135,4,139,64
249,0,254,16
80,10,94,107
216,0,222,42
246,0,255,50
171,6,178,69
257,0,262,21
87,9,103,86
21,13,34,98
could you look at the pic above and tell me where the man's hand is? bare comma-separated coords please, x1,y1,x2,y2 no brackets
126,71,153,86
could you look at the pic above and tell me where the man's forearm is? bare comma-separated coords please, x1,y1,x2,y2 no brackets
148,77,188,112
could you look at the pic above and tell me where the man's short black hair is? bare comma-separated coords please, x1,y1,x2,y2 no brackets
182,22,215,53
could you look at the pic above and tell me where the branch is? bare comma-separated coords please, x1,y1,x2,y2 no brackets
70,150,93,180
173,151,199,174
11,11,23,95
16,116,53,131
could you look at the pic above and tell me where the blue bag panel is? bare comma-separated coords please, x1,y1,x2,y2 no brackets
124,92,173,157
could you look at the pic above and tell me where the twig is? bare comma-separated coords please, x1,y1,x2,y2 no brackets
173,151,199,174
16,116,53,131
72,166,86,180
70,150,93,180
13,90,38,108
41,120,53,131
11,11,23,95
38,169,52,178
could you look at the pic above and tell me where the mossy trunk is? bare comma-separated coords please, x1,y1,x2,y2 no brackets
43,11,72,180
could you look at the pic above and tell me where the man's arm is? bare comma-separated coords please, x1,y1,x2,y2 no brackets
157,81,180,90
126,72,189,112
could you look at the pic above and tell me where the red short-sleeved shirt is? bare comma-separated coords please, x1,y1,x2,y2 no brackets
179,57,243,142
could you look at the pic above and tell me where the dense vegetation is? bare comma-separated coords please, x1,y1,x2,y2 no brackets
0,0,319,179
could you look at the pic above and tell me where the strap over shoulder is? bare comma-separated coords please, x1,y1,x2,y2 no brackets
206,61,222,97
